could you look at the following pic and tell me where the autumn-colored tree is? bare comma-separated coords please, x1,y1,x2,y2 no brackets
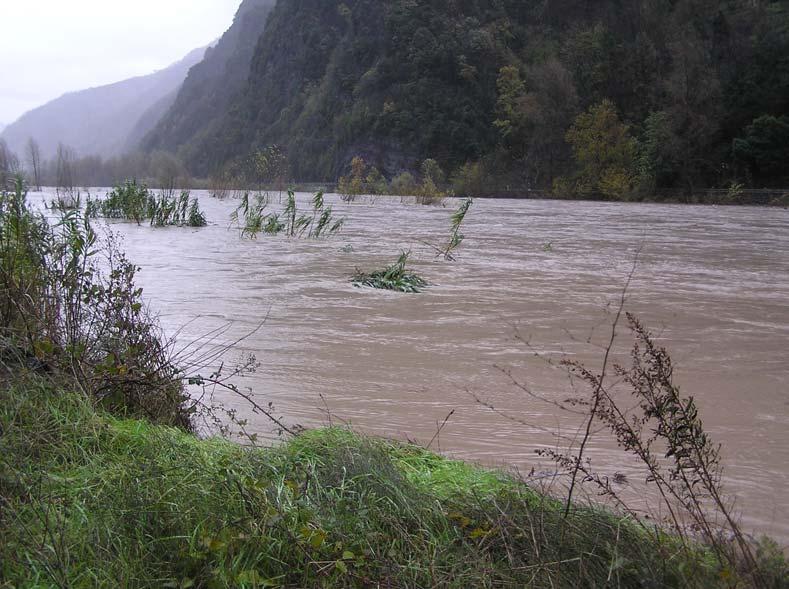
564,100,638,199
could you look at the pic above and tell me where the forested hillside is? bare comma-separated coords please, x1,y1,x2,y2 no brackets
147,0,789,194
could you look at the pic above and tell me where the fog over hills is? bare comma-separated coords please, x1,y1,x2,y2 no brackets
143,0,277,170
0,46,207,160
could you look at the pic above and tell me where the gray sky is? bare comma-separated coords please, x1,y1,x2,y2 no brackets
0,0,242,125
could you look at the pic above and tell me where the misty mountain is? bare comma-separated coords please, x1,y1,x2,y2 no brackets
143,0,277,169
0,47,207,161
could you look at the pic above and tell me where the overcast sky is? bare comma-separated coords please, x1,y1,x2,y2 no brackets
0,0,242,125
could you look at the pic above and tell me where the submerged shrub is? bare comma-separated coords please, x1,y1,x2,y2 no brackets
149,190,207,227
353,251,427,293
86,179,152,222
390,171,418,196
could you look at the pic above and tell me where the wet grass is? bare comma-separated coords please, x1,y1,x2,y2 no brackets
1,375,745,589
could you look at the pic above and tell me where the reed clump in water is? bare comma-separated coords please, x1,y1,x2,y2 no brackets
352,251,427,293
232,190,344,239
86,180,207,227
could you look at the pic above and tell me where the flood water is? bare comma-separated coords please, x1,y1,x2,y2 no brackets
42,189,789,542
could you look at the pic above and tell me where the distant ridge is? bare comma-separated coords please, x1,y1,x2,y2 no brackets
0,46,207,160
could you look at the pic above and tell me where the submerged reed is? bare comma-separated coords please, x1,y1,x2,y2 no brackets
86,180,207,227
352,251,427,293
232,190,344,239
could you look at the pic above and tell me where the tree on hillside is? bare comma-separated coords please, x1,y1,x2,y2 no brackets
495,60,578,187
662,31,723,192
637,111,682,195
494,66,528,157
733,115,789,185
563,100,638,199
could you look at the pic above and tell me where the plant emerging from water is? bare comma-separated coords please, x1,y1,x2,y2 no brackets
352,251,427,293
441,197,473,260
47,192,82,212
422,197,474,261
542,313,771,585
149,191,207,227
231,190,344,239
86,180,207,227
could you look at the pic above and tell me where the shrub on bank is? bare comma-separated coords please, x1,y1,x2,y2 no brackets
0,176,190,428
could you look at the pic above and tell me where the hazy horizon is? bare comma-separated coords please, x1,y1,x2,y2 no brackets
0,0,243,125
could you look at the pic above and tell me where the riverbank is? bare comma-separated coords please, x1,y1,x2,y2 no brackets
1,374,766,588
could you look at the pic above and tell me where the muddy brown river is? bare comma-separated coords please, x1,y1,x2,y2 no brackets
40,189,789,542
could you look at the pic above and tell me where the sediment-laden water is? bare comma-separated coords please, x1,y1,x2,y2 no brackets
38,189,789,541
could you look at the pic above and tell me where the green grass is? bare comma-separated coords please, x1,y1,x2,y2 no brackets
1,375,750,589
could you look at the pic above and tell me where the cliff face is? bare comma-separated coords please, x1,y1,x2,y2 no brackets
0,47,206,160
142,0,277,169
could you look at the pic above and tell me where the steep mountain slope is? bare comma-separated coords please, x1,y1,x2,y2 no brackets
150,0,788,190
0,47,206,160
142,0,277,168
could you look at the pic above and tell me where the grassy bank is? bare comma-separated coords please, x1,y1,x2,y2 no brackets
1,375,749,589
